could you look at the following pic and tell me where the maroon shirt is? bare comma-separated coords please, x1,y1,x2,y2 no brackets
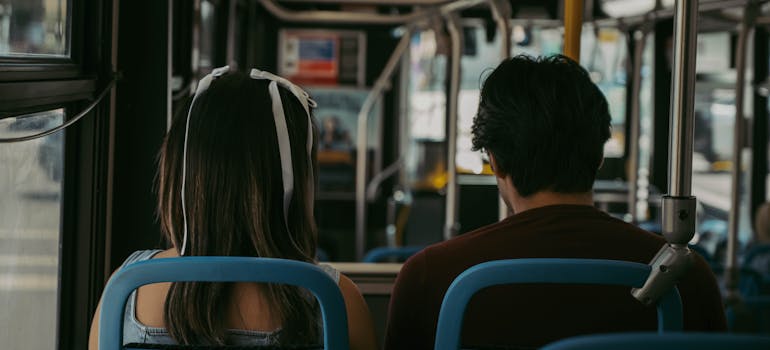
384,205,726,350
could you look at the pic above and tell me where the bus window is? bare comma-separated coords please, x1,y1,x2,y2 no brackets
197,0,216,75
691,32,753,251
582,25,627,159
0,0,69,57
0,108,64,350
456,23,627,176
457,22,502,176
406,29,447,189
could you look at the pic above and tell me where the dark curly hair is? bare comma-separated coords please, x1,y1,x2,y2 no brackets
472,54,611,197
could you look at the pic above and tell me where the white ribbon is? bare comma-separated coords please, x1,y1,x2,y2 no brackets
250,69,316,229
179,66,315,256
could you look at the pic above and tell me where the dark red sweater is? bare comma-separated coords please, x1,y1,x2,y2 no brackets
384,205,726,350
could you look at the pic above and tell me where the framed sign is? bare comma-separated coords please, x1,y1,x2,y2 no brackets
279,29,366,87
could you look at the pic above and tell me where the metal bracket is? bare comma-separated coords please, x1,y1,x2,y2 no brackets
632,196,697,305
660,196,697,245
631,243,694,306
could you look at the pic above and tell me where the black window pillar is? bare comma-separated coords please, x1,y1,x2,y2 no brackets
111,0,171,271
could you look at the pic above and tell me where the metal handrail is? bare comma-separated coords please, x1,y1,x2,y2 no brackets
627,25,652,223
444,12,463,240
259,0,488,25
726,0,760,301
631,0,699,306
354,30,412,260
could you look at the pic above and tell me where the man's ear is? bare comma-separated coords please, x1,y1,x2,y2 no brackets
488,152,506,179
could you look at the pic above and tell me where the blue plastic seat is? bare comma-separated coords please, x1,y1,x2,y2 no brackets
540,332,770,350
362,245,424,263
710,265,764,297
433,258,683,350
98,257,349,350
744,243,770,289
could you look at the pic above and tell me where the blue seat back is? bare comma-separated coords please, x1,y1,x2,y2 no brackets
540,332,770,350
98,257,349,350
710,265,764,297
433,258,683,350
726,295,770,334
362,246,423,263
744,244,770,287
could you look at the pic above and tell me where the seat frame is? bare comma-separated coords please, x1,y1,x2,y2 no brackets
433,258,683,350
98,257,349,350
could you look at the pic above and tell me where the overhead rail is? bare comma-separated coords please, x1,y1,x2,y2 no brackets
258,0,488,25
631,0,699,306
726,0,760,301
278,0,453,4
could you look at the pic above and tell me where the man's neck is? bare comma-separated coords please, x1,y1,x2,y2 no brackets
510,191,594,214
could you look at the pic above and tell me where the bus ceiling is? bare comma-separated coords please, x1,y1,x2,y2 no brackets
259,0,760,31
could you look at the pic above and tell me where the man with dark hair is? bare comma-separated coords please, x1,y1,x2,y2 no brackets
384,55,725,350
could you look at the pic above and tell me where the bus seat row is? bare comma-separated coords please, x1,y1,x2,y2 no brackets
361,245,425,263
98,256,770,350
540,332,770,350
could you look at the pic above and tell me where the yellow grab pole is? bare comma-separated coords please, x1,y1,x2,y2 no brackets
563,0,584,61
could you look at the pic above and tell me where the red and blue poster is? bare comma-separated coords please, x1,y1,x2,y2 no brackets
280,31,339,85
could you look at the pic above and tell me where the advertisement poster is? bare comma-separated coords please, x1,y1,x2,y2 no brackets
280,29,365,87
308,87,382,194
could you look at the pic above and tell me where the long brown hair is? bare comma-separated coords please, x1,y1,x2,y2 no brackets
156,72,319,345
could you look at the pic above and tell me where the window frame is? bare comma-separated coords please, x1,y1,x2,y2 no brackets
0,0,114,349
0,0,81,81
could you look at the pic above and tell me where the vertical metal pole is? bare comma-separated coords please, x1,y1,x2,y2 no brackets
632,0,699,305
489,0,512,221
563,0,584,61
667,0,698,198
726,0,758,297
628,28,649,223
355,31,412,260
444,14,462,240
398,34,411,187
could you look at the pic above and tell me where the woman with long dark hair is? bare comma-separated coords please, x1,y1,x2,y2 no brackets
88,68,377,349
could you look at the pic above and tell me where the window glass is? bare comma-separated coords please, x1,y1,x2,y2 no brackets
0,0,69,57
455,23,628,177
196,0,215,76
406,29,448,189
690,32,753,253
0,109,63,350
581,25,627,158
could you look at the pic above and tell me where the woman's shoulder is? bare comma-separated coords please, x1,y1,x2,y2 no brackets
120,249,167,267
317,263,341,284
